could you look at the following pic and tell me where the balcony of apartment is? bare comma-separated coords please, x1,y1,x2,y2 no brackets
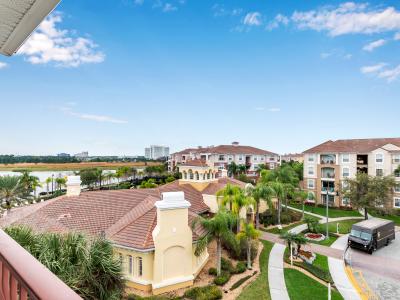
0,230,81,300
320,154,336,165
321,167,335,181
357,154,368,166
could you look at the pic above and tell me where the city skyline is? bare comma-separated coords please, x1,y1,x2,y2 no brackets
1,0,400,155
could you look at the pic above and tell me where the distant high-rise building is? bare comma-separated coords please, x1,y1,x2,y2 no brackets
145,145,170,160
74,151,89,160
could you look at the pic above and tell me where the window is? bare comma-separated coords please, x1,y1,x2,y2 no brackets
395,169,400,178
219,155,225,161
269,157,274,161
307,179,315,189
182,155,186,161
238,155,243,161
308,155,315,162
393,154,400,163
376,153,384,163
342,154,350,163
228,155,233,161
261,156,265,161
308,166,314,176
394,197,400,208
189,170,194,180
342,167,350,178
307,192,315,201
138,257,143,276
342,198,350,206
376,169,383,177
128,256,133,275
254,156,258,161
394,186,400,193
342,181,349,189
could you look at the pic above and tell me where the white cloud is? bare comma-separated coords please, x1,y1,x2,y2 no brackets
60,106,127,124
212,4,242,17
395,32,400,40
320,49,352,60
266,14,289,31
17,13,105,67
363,39,386,52
163,3,177,12
134,0,144,5
320,52,332,59
0,62,8,69
360,63,387,74
291,2,400,36
268,108,281,112
243,12,262,26
377,65,400,82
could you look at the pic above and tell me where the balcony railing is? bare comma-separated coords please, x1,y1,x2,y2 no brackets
321,173,335,179
0,230,81,300
322,187,335,193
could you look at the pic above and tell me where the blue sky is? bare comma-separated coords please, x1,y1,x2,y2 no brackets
1,0,400,156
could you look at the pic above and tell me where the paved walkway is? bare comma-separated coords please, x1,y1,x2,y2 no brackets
268,243,290,300
329,235,361,300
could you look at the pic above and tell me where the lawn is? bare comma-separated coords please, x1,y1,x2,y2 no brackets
263,221,305,234
313,254,329,272
284,268,343,300
237,240,273,300
307,235,338,247
289,203,361,218
326,219,361,234
370,212,400,226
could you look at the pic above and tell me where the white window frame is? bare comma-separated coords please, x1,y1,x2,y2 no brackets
307,191,315,201
342,154,350,163
394,197,400,208
308,154,315,163
342,197,350,206
238,155,243,161
394,186,400,193
308,166,314,176
307,179,315,189
375,153,384,164
393,154,400,163
128,255,133,276
376,168,383,177
137,257,143,276
342,167,350,178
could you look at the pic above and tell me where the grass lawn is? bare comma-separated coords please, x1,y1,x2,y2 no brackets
326,219,361,234
307,235,338,247
370,212,400,226
284,268,343,300
237,240,273,300
289,203,361,218
313,254,329,272
263,221,305,234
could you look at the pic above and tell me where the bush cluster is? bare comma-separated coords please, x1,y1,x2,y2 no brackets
229,271,257,291
260,210,302,226
213,271,231,286
184,285,222,300
209,258,247,286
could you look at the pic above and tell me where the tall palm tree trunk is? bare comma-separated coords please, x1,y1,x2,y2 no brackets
277,198,281,225
247,238,251,269
255,202,260,229
217,237,222,276
364,207,368,220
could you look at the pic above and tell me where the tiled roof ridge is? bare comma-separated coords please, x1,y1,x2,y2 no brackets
106,195,158,237
172,144,278,156
143,210,158,248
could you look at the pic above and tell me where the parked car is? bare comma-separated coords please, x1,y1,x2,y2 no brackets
348,218,395,254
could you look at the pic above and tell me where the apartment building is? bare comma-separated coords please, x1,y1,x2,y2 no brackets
145,145,170,160
169,142,280,176
281,153,304,163
303,138,400,209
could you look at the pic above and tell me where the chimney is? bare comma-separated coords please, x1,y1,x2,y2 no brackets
66,176,81,197
155,192,191,211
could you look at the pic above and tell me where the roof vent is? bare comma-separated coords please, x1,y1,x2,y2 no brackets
232,142,239,146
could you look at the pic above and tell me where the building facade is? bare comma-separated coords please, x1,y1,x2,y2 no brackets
303,138,400,209
145,145,170,160
169,142,280,177
281,153,304,163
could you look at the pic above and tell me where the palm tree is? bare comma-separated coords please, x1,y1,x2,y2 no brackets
0,176,25,210
268,181,285,226
217,184,240,211
55,177,67,192
19,171,41,197
232,189,253,232
31,177,42,199
227,162,238,177
247,183,274,229
193,211,236,276
280,232,307,258
237,221,260,269
45,177,52,195
6,226,124,300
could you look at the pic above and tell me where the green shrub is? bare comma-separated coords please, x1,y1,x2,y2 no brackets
305,216,320,233
184,285,222,300
221,257,234,273
208,267,217,276
230,273,253,291
234,261,247,274
283,255,333,283
213,271,231,286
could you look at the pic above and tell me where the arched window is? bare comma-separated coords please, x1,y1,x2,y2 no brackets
183,171,187,179
195,171,199,180
189,169,194,180
202,173,206,180
207,172,210,179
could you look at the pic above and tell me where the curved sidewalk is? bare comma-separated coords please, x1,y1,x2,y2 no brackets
268,243,290,300
329,235,361,300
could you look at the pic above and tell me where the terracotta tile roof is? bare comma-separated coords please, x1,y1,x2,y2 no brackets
1,182,211,251
303,138,400,154
172,144,278,156
202,177,246,195
181,159,208,167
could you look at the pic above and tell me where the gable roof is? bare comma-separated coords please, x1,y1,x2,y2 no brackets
202,177,246,195
0,181,211,251
303,138,400,154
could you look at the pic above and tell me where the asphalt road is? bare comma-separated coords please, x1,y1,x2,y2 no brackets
346,230,400,300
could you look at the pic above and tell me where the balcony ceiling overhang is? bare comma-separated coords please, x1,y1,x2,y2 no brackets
0,0,60,56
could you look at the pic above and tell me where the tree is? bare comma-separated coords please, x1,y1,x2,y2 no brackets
237,221,260,269
342,173,397,219
6,226,124,300
295,189,309,219
45,177,52,195
0,176,25,209
19,170,41,197
280,232,307,257
227,162,238,177
80,169,100,189
231,189,253,232
193,211,236,276
267,181,285,226
55,177,67,192
246,183,274,229
140,178,158,188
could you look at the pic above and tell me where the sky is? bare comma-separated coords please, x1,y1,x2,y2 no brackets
1,0,400,156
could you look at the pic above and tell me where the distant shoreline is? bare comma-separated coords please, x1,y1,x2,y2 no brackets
0,161,162,172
